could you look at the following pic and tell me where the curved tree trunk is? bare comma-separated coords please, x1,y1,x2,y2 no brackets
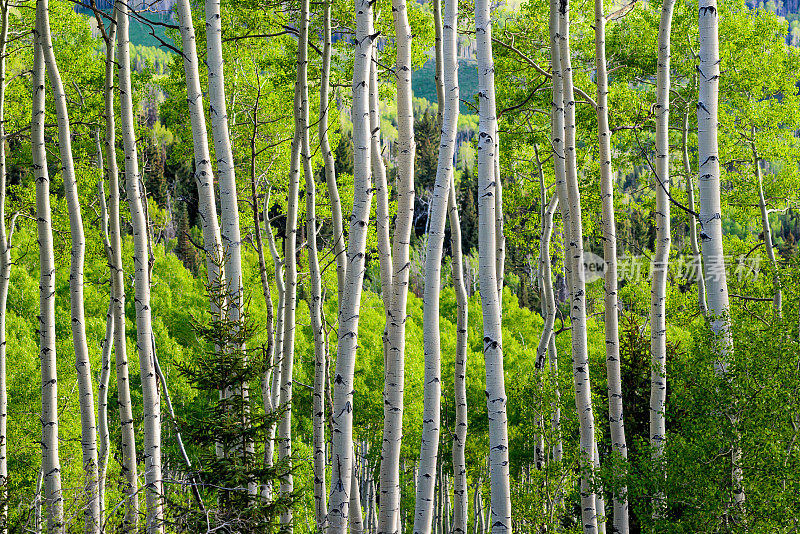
102,9,139,529
651,0,676,521
37,1,100,529
475,0,512,531
96,180,113,525
329,0,376,529
377,0,416,526
277,0,309,523
300,10,328,526
559,1,600,530
117,3,163,531
32,23,63,532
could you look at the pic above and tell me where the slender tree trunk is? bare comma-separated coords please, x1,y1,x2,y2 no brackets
683,109,707,315
371,52,392,316
698,0,742,515
96,182,113,525
302,16,328,528
329,0,376,528
0,5,10,530
350,463,365,534
449,160,469,534
37,2,100,529
594,0,629,530
103,9,139,529
378,0,416,525
319,0,346,303
117,3,163,531
559,1,600,530
32,25,63,532
651,0,676,521
206,0,242,312
476,0,512,531
278,0,310,522
175,0,225,301
751,137,781,316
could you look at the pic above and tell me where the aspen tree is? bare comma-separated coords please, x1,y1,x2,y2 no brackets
96,182,112,523
476,0,512,530
413,0,460,526
650,0,676,520
329,0,376,527
32,24,63,532
206,0,244,326
277,0,310,523
117,2,164,530
378,0,417,522
319,0,345,300
175,0,225,300
300,5,327,524
102,8,139,528
683,110,707,314
37,0,100,528
559,0,601,530
0,4,10,529
698,0,743,511
594,0,629,529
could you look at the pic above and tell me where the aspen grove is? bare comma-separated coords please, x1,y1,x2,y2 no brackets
3,0,800,531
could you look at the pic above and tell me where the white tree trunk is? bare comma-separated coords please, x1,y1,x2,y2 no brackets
329,0,375,528
117,3,163,531
698,0,742,513
651,0,675,520
278,0,309,521
377,0,416,525
32,25,63,532
37,1,100,529
682,110,707,315
594,0,629,530
96,181,113,525
559,1,600,530
175,0,225,300
476,0,512,531
301,6,328,524
0,5,10,530
104,8,139,528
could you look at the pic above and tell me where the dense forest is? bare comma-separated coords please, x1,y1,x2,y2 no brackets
0,0,799,531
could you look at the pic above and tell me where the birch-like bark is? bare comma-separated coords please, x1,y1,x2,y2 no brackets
476,0,512,531
96,181,113,524
378,0,416,524
278,0,309,522
433,0,444,127
350,465,365,534
329,0,375,528
683,110,707,315
371,53,392,315
413,0,458,527
559,1,600,530
698,0,742,511
593,0,629,530
37,2,100,529
206,0,241,295
449,153,469,534
751,137,781,316
302,14,328,526
536,189,558,370
175,0,224,299
102,9,138,528
549,0,570,285
0,5,10,529
32,26,63,532
117,3,163,531
650,0,675,520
